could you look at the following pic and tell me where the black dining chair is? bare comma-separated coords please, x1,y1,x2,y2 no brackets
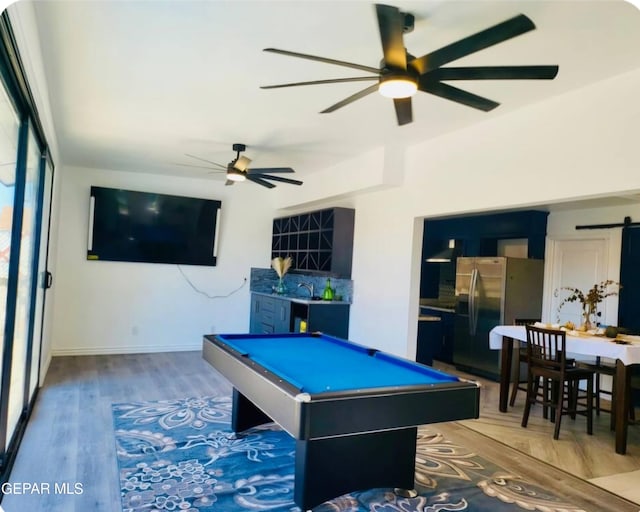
521,325,595,440
575,356,616,428
509,318,541,408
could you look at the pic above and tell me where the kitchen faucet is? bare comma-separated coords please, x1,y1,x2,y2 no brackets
297,282,314,298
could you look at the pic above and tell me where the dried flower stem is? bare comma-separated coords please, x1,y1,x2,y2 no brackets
271,256,292,278
554,279,620,318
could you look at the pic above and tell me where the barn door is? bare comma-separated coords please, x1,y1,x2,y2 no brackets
619,225,640,333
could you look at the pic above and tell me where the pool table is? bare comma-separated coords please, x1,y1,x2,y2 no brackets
202,332,480,510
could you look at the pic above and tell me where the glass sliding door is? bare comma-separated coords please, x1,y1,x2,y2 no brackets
0,10,54,481
6,124,41,446
27,157,51,400
0,79,21,435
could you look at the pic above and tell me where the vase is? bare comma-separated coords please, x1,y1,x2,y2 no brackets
275,277,286,295
581,302,597,330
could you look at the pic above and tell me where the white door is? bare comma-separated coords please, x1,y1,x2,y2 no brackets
543,231,621,327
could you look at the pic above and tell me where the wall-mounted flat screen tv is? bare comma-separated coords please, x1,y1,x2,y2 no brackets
87,186,222,266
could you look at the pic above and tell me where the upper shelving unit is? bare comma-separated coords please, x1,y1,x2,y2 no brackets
271,207,355,278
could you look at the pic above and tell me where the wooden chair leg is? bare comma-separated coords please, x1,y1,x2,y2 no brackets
509,369,520,407
586,376,594,435
610,374,617,431
569,381,577,420
543,378,549,420
553,382,564,440
594,370,601,416
521,376,534,428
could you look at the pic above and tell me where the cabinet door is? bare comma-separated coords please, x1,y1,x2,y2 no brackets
249,295,261,333
250,294,291,334
274,298,291,333
306,304,349,338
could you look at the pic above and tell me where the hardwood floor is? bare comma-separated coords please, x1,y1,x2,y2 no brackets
2,351,638,511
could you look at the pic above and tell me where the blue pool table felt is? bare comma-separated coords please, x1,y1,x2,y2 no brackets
216,333,459,394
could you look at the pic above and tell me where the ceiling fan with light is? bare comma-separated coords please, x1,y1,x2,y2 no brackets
183,143,303,189
261,3,559,126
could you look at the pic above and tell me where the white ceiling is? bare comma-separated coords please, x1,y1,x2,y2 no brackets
26,0,640,190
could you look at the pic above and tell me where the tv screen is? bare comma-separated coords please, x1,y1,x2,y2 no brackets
87,186,221,266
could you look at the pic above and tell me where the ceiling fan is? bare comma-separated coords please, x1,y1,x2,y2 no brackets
261,4,559,126
183,143,303,189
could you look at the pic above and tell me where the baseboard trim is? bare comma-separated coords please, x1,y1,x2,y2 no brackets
52,343,202,356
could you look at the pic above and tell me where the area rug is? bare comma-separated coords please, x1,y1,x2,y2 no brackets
112,395,590,512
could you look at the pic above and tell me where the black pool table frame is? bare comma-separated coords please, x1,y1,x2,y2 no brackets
203,334,480,510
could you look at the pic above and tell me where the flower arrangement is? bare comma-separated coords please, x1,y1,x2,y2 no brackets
271,256,292,294
554,279,620,329
271,256,292,278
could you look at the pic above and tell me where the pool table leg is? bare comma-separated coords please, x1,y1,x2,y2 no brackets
294,427,417,510
231,388,273,432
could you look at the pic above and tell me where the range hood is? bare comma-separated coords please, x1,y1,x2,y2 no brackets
426,239,456,263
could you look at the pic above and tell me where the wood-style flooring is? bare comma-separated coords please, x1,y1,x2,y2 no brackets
1,351,638,511
435,361,640,504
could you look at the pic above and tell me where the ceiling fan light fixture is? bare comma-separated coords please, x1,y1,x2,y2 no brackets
378,74,418,99
226,168,246,182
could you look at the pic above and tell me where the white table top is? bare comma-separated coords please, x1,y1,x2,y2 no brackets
489,325,640,366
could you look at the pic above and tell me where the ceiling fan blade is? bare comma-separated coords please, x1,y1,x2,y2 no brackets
430,65,559,81
234,155,251,172
264,48,380,74
376,4,407,70
411,14,536,74
320,83,379,113
176,163,225,171
246,175,276,189
247,167,295,174
393,97,412,125
420,79,499,111
261,76,379,89
184,154,226,169
255,174,303,186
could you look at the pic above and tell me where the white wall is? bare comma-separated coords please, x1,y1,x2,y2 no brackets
342,69,640,359
50,165,275,354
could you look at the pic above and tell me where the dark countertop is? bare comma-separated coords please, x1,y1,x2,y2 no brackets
252,291,351,305
420,298,456,313
419,315,441,321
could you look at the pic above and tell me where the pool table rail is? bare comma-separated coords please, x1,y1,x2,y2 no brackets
203,334,481,440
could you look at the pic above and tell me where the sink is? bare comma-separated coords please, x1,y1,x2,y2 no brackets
311,296,324,301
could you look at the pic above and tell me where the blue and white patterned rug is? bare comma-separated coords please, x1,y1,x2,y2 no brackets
113,395,586,512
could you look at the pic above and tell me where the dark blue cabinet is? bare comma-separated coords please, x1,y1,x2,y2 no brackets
250,294,291,334
421,210,548,299
419,307,454,364
250,293,350,338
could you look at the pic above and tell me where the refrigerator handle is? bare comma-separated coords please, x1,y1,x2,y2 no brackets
469,268,478,335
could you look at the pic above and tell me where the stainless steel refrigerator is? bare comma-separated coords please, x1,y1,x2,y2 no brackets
453,257,544,380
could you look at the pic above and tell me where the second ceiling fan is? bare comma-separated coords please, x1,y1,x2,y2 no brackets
184,144,303,189
261,4,559,126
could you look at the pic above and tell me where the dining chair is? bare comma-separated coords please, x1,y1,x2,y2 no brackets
576,356,616,428
521,325,595,439
509,318,541,408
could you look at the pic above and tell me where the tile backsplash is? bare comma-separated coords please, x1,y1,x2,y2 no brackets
250,268,353,302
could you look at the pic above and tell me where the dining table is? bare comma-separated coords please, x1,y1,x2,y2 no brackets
489,325,640,454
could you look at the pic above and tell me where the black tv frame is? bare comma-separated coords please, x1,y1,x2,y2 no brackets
87,186,222,266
